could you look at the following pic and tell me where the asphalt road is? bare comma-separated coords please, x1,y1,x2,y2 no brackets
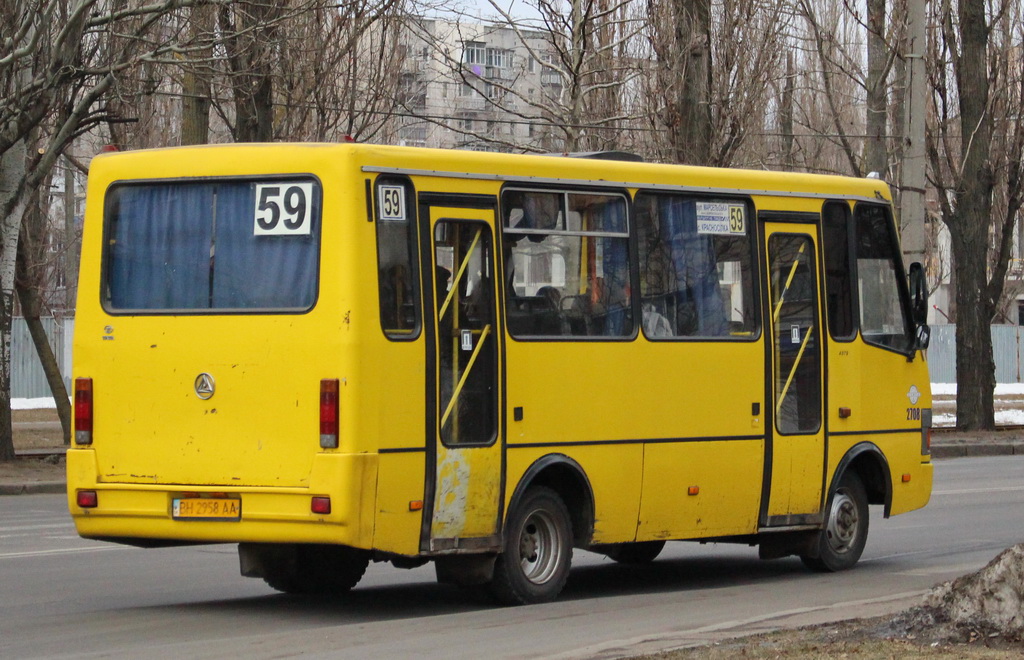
2,456,1023,659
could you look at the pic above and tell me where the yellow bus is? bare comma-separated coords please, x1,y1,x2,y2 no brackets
68,143,933,604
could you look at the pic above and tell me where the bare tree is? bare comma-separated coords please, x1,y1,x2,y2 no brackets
15,179,71,444
274,0,408,142
642,0,790,167
793,0,872,176
0,0,223,461
865,0,892,176
645,0,711,164
181,3,217,146
926,0,1024,429
217,1,284,142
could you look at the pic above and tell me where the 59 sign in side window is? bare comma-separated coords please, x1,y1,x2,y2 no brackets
254,182,314,236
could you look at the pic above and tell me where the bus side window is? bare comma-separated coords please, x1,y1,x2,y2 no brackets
635,192,758,340
501,189,632,339
375,179,421,339
822,201,856,340
854,203,913,352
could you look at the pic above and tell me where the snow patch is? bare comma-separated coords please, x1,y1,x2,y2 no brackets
925,544,1024,637
931,383,1024,396
11,397,59,410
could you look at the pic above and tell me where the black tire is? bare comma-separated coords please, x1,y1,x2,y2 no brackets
489,486,573,605
602,541,666,564
801,472,869,572
262,544,370,595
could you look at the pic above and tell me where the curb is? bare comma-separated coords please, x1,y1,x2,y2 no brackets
931,443,1024,459
0,481,66,496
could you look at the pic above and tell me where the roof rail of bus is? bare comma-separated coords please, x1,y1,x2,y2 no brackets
548,151,644,162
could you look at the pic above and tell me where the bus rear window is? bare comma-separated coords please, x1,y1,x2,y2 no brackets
103,179,320,312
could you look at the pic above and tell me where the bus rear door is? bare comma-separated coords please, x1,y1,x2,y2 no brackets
421,198,504,553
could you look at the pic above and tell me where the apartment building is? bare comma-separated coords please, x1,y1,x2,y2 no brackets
395,18,565,152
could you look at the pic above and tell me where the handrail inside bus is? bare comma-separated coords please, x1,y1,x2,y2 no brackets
439,227,483,320
441,324,493,429
771,242,807,324
776,325,814,417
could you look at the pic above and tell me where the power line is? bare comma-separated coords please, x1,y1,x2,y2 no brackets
143,87,927,141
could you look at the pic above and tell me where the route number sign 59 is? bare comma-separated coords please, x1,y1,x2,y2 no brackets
254,183,314,236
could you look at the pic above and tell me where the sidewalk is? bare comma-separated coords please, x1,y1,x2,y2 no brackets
3,428,1022,497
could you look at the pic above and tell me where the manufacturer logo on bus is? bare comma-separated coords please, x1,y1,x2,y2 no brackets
195,373,216,400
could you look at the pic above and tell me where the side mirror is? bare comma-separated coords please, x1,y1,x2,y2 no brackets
908,262,930,351
908,262,928,326
915,323,931,350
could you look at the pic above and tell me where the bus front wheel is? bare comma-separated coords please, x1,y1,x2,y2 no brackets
801,472,869,572
489,486,573,605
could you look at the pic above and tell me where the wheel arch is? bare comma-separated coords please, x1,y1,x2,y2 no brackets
831,441,893,517
507,454,595,548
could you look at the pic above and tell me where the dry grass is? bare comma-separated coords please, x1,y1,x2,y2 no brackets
647,614,1024,659
0,409,66,484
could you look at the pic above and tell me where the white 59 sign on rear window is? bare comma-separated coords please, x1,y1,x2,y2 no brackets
254,183,314,235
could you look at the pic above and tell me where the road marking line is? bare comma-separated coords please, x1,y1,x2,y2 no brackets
933,486,1024,495
0,523,73,533
0,546,125,559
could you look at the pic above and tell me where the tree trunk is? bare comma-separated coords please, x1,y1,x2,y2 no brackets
17,298,71,444
865,0,887,177
181,2,214,148
181,76,212,146
952,225,995,429
671,0,712,165
220,2,281,143
951,0,995,430
780,51,795,168
648,0,712,165
0,140,27,461
16,202,71,444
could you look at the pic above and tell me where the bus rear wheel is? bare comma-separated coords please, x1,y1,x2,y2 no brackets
260,544,370,595
489,486,573,605
801,472,869,572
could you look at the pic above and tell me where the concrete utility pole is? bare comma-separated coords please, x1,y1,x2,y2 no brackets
899,0,927,267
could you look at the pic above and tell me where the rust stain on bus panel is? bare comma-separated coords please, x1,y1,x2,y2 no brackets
432,452,471,538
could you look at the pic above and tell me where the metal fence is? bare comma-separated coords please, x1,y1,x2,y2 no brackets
11,318,74,399
3,320,1020,396
926,324,1024,384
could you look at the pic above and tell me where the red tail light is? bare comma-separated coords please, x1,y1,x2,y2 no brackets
77,490,98,508
74,378,93,445
320,379,339,448
311,497,332,514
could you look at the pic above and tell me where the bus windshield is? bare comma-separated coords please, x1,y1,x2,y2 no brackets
103,178,321,313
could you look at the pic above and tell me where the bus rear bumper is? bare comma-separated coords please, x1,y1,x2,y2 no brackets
66,449,378,548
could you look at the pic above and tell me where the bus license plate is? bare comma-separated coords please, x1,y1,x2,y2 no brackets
172,498,241,520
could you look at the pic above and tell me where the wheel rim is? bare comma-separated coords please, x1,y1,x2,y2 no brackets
517,507,563,585
825,488,859,555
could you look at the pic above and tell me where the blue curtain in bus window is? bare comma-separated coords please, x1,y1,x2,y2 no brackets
661,197,727,337
107,185,213,309
599,199,631,335
211,183,317,309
